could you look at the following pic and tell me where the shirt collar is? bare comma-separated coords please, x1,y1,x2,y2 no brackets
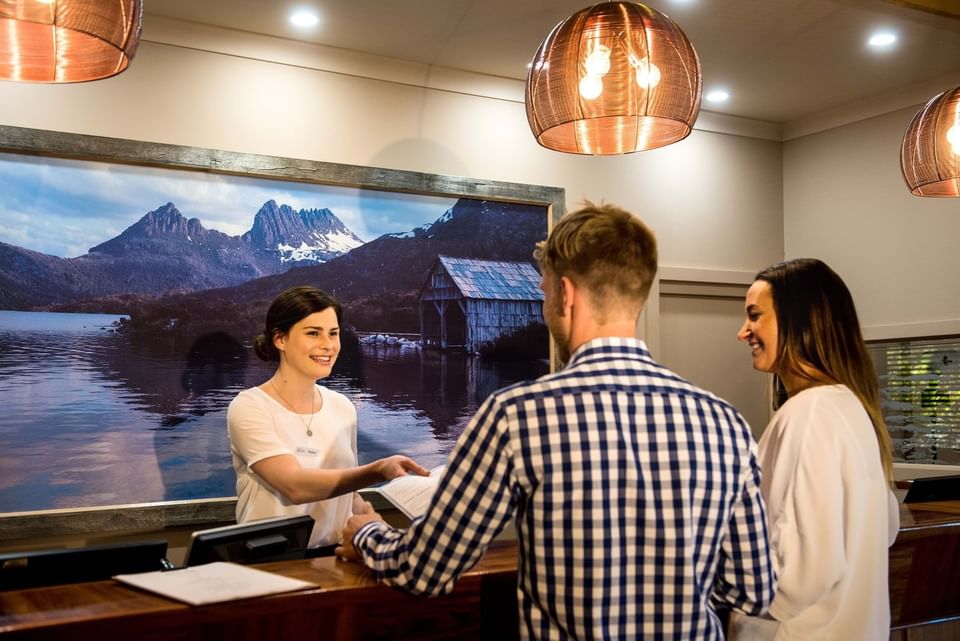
565,336,652,367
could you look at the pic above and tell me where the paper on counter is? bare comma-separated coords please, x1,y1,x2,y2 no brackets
114,561,316,606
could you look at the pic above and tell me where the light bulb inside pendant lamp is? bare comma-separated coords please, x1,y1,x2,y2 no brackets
525,1,702,155
901,86,960,197
633,57,661,89
0,0,143,83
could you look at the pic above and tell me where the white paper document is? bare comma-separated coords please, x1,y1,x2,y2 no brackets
114,561,316,606
366,465,445,519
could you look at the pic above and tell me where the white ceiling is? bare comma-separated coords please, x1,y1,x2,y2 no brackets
142,0,960,124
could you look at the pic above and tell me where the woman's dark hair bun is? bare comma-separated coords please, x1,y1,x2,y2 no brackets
253,333,276,362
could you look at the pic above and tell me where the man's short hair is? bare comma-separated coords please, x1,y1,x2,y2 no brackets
535,202,658,309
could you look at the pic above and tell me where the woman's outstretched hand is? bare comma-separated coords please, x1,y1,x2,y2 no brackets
376,455,430,481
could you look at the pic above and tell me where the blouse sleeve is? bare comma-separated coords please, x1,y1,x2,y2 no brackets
887,489,900,547
765,398,848,621
227,391,291,467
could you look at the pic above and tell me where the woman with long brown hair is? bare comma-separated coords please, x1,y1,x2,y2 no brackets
730,258,899,640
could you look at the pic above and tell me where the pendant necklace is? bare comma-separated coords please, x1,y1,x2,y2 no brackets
269,379,316,437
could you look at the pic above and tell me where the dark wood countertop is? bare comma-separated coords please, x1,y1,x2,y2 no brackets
0,541,520,641
897,499,960,538
890,499,960,629
3,502,960,639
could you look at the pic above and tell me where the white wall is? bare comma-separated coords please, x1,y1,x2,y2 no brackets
660,292,771,434
784,106,960,477
783,107,960,333
0,18,785,275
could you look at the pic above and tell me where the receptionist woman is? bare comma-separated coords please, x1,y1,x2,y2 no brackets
227,285,428,555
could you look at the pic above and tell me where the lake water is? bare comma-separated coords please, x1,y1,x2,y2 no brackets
0,311,548,512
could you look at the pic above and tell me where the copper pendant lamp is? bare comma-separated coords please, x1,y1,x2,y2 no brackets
525,1,702,155
0,0,143,83
901,87,960,197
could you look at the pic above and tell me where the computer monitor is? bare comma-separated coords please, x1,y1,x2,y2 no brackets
0,540,169,591
903,474,960,503
183,515,314,567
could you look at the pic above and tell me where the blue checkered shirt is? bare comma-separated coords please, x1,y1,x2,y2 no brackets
353,337,775,640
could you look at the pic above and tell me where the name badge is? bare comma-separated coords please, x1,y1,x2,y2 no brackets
295,446,320,457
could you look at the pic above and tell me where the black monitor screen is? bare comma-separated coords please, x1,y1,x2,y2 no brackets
904,474,960,503
184,515,314,567
0,540,169,591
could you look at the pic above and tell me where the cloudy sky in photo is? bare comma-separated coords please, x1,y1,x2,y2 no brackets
0,152,458,258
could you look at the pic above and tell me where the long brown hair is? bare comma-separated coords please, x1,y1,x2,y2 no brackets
757,258,893,484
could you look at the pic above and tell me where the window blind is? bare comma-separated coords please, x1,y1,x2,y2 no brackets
868,336,960,465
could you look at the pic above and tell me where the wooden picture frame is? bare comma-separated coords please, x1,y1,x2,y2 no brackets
0,125,564,541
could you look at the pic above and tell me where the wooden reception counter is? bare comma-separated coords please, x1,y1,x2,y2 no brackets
1,501,959,641
889,497,960,638
0,542,519,641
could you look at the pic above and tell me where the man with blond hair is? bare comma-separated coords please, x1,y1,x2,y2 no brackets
339,203,775,640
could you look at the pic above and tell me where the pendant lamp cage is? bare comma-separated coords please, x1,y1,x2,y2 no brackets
525,1,701,155
0,0,143,83
901,87,960,197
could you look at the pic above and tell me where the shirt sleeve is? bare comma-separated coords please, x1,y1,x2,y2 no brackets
227,391,291,467
887,489,900,547
712,435,777,615
352,392,515,597
765,401,847,621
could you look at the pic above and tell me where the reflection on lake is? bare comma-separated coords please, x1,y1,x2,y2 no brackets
0,311,548,512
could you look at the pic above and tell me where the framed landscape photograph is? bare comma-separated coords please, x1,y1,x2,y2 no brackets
0,125,564,539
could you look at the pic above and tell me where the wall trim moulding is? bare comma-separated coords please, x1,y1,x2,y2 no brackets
658,266,757,286
863,318,960,341
643,265,756,361
783,70,960,141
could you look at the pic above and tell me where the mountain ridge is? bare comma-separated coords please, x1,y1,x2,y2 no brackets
121,198,547,337
0,200,364,309
241,200,364,263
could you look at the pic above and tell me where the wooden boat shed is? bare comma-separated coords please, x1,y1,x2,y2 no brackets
419,256,544,352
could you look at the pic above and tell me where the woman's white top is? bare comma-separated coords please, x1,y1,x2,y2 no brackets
731,384,899,641
227,385,357,548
